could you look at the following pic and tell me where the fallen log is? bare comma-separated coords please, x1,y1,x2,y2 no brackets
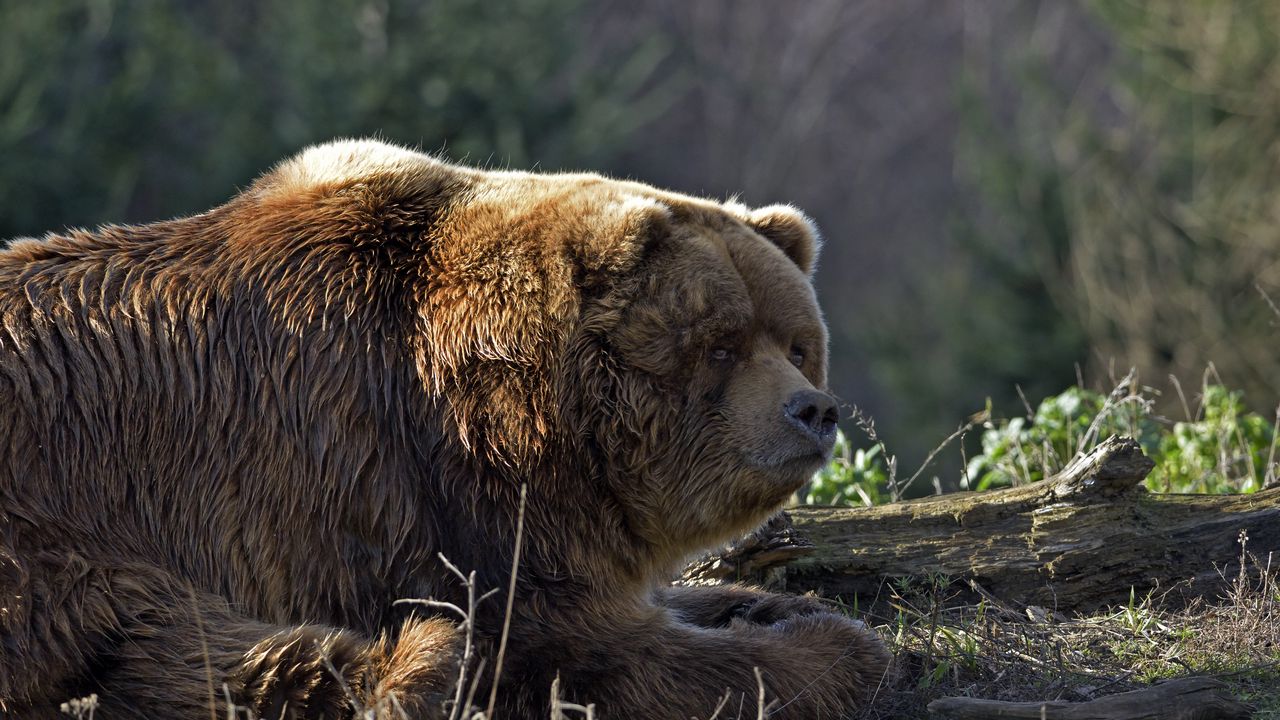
682,436,1280,613
926,676,1254,720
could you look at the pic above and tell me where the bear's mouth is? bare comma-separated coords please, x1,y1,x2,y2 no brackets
743,449,831,491
745,444,832,470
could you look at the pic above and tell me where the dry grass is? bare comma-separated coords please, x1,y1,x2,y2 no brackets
850,531,1280,719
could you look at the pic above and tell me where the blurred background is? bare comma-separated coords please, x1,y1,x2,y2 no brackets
4,0,1279,487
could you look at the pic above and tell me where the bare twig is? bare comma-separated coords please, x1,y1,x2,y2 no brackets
754,667,767,720
1267,406,1280,488
705,690,732,720
317,648,363,714
900,421,977,497
1257,283,1280,325
1076,368,1138,455
1169,374,1192,422
188,585,218,720
395,553,501,720
550,673,596,719
485,483,529,718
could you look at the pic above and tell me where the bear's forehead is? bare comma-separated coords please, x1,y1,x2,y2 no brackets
621,209,819,345
513,175,823,338
695,227,821,337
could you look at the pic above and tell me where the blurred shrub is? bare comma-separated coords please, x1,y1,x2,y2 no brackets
940,1,1280,427
0,0,672,239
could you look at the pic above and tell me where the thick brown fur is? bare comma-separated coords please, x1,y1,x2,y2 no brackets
0,140,888,719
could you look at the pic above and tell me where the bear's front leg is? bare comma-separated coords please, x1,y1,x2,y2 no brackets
655,583,835,628
539,601,890,720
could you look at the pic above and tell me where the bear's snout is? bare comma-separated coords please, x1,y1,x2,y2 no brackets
783,389,839,457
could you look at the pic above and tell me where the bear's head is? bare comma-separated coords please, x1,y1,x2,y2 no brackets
259,140,836,568
574,199,835,558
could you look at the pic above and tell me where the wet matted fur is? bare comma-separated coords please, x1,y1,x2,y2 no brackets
0,140,888,718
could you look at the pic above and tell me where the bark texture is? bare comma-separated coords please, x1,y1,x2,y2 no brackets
926,677,1253,719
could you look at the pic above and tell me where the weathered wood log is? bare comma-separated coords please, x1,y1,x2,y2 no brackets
926,676,1254,720
682,436,1280,613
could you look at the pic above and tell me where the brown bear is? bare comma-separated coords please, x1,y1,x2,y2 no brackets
0,139,889,719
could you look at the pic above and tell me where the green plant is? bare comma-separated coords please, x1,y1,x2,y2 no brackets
964,383,1161,491
804,379,1277,506
798,428,890,506
965,381,1275,494
1114,587,1166,637
1149,386,1278,493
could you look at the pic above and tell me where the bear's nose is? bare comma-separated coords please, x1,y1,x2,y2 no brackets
784,389,840,454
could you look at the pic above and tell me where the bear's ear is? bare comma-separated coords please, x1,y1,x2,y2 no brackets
745,204,821,275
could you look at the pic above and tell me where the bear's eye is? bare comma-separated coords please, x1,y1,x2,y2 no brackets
789,346,805,368
709,347,735,364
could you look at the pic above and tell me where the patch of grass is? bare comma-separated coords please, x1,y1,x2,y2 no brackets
854,532,1280,719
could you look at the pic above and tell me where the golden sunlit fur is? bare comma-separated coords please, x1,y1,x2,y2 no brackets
0,139,888,718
